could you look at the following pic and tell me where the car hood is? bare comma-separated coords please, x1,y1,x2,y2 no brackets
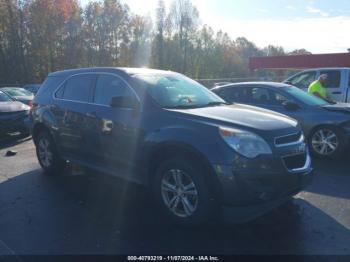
171,103,298,133
0,101,30,113
322,103,350,114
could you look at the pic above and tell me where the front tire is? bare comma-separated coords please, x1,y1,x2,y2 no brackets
153,157,215,226
35,130,65,175
309,126,347,159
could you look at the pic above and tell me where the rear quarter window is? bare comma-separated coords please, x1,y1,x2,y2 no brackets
61,75,95,103
34,76,65,102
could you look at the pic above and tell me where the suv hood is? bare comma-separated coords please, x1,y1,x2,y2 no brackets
171,104,298,132
0,101,30,113
322,103,350,114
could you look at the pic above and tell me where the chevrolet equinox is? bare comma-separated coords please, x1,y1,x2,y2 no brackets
31,68,313,225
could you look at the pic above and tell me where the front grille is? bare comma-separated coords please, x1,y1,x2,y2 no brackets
275,131,302,146
283,153,306,170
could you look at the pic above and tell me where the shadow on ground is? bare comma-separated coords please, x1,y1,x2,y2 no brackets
0,165,349,255
304,156,350,200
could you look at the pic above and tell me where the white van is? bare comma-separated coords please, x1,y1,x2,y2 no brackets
284,68,350,103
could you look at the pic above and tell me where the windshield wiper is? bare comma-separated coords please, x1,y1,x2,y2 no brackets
165,104,201,109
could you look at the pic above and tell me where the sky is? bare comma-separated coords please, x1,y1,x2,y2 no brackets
79,0,350,54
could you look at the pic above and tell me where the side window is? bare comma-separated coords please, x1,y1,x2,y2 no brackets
216,86,248,103
250,87,271,105
271,91,291,106
62,75,95,102
55,83,65,98
36,76,64,99
289,71,316,89
320,70,341,88
214,89,227,100
275,93,288,105
94,74,134,106
232,86,250,103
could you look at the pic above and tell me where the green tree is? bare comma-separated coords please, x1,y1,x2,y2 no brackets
151,0,166,68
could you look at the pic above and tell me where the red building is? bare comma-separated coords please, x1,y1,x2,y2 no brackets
249,53,350,70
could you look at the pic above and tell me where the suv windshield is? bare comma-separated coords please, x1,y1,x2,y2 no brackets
133,73,226,108
283,85,328,106
0,91,12,101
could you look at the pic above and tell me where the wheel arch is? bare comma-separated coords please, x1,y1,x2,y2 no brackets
308,123,348,157
308,123,346,139
32,122,53,145
144,142,222,201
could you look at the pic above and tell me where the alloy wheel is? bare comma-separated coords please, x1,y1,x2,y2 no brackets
161,169,198,218
38,138,53,167
311,128,338,156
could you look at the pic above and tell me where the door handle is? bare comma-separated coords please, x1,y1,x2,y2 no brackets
86,111,97,118
332,91,341,94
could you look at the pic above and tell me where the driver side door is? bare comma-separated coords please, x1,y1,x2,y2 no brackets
86,73,143,177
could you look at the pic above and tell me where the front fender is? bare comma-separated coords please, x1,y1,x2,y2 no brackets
143,125,231,165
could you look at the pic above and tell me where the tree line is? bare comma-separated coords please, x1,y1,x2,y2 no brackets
0,0,311,85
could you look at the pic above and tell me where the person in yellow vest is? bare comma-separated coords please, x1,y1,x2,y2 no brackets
308,74,335,103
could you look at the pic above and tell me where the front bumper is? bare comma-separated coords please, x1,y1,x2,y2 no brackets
212,151,313,222
344,127,350,138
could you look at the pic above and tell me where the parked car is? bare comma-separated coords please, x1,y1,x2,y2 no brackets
0,90,31,136
0,87,34,106
283,67,350,103
22,84,41,95
212,82,350,158
31,68,313,225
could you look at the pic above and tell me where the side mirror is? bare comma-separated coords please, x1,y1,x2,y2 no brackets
284,81,292,85
282,100,299,111
110,96,139,109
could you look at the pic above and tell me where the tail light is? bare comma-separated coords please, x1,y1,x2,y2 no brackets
28,100,33,117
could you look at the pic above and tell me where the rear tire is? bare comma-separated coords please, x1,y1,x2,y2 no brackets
153,157,215,226
308,125,347,159
35,130,65,175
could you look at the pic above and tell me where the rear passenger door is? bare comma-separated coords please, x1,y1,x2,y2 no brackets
53,74,96,158
319,69,343,102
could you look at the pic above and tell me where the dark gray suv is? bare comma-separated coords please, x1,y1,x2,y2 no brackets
31,68,313,225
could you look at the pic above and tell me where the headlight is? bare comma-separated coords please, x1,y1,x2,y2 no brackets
219,126,272,158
